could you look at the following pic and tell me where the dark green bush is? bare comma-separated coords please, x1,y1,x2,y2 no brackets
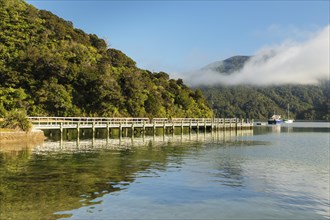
2,109,32,132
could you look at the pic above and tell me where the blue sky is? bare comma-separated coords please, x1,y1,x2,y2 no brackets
27,0,329,74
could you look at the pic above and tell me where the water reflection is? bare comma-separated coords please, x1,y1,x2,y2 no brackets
56,127,329,219
0,130,253,220
33,129,253,154
212,158,245,188
1,125,328,219
254,122,330,136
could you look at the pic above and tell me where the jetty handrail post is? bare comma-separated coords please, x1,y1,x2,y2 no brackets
220,118,222,129
60,122,63,134
211,118,213,130
153,120,156,135
106,121,110,138
119,122,123,138
131,123,135,137
77,123,80,140
163,120,166,135
223,118,226,130
189,119,192,133
214,118,217,130
92,121,96,138
197,120,199,133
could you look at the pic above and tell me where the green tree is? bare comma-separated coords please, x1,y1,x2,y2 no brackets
0,87,29,117
1,109,32,131
0,0,213,118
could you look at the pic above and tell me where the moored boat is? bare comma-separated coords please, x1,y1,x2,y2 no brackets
283,104,294,123
268,115,283,125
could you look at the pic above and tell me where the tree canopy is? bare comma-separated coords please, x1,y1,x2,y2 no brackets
0,0,213,118
201,83,329,120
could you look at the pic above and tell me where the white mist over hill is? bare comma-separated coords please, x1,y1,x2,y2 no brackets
184,25,329,86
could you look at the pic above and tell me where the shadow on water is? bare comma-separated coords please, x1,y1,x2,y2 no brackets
0,129,254,220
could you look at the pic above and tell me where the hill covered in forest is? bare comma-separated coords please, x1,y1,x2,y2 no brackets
0,0,213,118
199,56,329,120
201,56,251,75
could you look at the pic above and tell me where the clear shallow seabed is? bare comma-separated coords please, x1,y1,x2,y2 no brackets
0,122,329,219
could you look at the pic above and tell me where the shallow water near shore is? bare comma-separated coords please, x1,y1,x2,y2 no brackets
0,122,329,219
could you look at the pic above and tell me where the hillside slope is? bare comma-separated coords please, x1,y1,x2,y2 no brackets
200,56,329,120
202,56,251,75
0,0,213,118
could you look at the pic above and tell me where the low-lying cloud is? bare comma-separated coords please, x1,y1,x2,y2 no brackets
184,25,329,86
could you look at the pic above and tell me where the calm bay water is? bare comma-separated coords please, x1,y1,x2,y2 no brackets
0,122,329,219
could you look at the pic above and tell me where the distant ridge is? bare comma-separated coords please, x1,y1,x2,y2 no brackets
202,56,251,75
199,55,329,120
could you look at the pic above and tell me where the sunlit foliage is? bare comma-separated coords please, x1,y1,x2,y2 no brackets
0,0,213,118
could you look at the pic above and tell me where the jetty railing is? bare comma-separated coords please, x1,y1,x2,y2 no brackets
28,117,150,126
28,117,253,132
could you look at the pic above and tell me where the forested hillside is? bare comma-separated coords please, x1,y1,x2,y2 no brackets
0,0,213,118
200,56,329,120
202,56,250,75
201,83,329,120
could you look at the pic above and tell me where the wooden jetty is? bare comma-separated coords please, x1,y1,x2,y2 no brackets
28,117,253,136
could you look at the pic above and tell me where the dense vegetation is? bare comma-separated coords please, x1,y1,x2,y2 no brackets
0,0,212,119
201,84,329,120
202,56,250,75
200,56,329,120
0,109,32,131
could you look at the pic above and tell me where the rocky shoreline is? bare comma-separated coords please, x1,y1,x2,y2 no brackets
0,130,45,144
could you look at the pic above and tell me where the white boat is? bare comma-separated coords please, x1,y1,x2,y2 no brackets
268,114,283,125
283,104,294,123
